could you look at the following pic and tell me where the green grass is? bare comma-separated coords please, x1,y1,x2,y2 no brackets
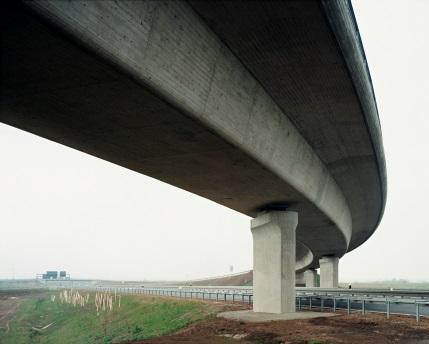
1,292,212,344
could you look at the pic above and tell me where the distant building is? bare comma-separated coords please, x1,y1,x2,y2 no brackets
37,270,70,280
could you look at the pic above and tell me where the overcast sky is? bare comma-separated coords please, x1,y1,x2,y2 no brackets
1,0,428,282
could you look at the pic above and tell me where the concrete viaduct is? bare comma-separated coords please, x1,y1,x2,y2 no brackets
1,0,386,314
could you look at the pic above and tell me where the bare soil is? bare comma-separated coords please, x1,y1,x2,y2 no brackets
188,271,253,286
0,289,46,334
136,303,429,344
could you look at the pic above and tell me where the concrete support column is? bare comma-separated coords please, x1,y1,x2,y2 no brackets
304,269,319,287
296,272,305,287
319,256,339,288
251,211,298,313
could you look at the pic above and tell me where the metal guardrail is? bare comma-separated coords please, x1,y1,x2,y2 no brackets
296,294,429,322
93,286,253,305
150,285,429,299
88,286,429,322
297,287,429,299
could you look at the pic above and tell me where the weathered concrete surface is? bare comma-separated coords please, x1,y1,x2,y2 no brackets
1,0,386,273
23,0,353,260
296,272,305,287
251,211,297,313
217,310,336,323
320,257,339,288
189,0,387,259
304,269,319,288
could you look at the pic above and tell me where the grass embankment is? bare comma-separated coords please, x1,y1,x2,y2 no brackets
1,292,212,344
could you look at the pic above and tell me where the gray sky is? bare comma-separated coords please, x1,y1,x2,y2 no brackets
1,0,428,282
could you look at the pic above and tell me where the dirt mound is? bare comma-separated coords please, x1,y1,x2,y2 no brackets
136,311,429,344
188,271,253,286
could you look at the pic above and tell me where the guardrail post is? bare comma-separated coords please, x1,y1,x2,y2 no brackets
224,294,227,303
386,300,390,319
309,296,312,310
333,297,336,312
298,297,301,310
416,303,420,322
216,293,219,302
321,297,324,312
362,299,365,314
347,298,351,315
232,294,235,303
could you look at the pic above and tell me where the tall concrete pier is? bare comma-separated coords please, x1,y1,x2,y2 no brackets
251,211,297,313
1,0,386,313
304,269,319,288
320,257,340,288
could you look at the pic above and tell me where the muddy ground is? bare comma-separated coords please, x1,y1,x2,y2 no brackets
137,303,429,344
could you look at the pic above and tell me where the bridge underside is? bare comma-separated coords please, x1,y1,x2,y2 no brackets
1,1,351,262
188,0,385,253
1,0,385,313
